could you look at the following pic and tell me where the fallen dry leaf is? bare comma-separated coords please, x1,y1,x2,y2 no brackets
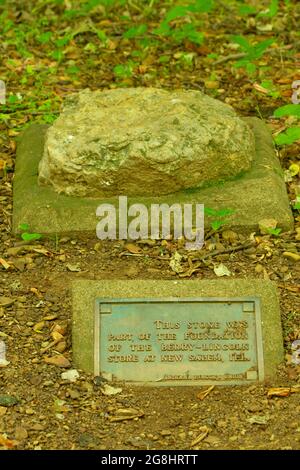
109,408,144,422
191,426,210,447
32,248,53,257
253,82,270,94
30,287,43,298
33,321,46,333
43,314,58,321
51,331,64,342
214,263,231,277
100,384,122,396
66,263,81,272
247,414,269,425
51,323,67,336
124,243,142,254
283,252,300,262
267,387,300,398
44,355,71,368
197,385,215,400
0,433,15,449
0,258,11,270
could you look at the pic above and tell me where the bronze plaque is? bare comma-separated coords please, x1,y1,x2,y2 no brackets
94,297,264,385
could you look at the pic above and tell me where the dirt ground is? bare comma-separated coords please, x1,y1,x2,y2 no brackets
0,222,299,450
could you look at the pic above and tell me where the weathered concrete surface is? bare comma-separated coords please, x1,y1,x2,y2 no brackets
13,117,293,234
38,88,255,197
72,279,284,382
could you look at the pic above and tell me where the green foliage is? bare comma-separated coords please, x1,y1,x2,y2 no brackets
159,55,170,63
152,0,213,46
238,0,279,17
266,227,282,237
204,207,235,232
257,0,278,18
18,224,42,242
123,24,148,39
165,5,189,22
176,24,204,45
210,219,226,231
274,127,300,146
239,5,257,15
260,80,280,98
191,0,214,13
274,104,300,118
293,196,300,211
176,52,195,68
232,36,274,74
273,103,300,146
37,31,52,44
232,36,274,60
113,62,134,79
161,0,214,24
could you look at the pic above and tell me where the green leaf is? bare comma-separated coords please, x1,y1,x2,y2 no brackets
189,0,214,13
113,63,133,78
215,208,235,218
54,35,71,48
21,232,42,242
159,55,170,63
152,22,171,36
207,53,218,59
250,38,274,59
275,127,300,145
204,207,218,217
51,49,64,61
267,227,282,236
258,0,278,18
96,30,107,42
239,5,257,15
42,114,58,124
293,197,300,210
185,28,204,46
211,220,224,231
165,6,189,23
260,80,280,98
123,24,148,39
67,65,80,75
37,32,52,44
245,61,256,75
7,94,21,104
234,58,256,72
231,35,251,52
171,24,203,45
274,104,300,118
0,114,10,122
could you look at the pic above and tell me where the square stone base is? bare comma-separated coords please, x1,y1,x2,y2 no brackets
13,118,293,235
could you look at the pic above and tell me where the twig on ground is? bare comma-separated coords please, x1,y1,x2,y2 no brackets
214,45,293,65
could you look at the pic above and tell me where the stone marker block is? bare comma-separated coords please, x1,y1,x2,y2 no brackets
72,279,284,386
38,88,255,197
13,117,293,235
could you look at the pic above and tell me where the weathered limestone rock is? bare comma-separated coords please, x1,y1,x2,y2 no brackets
38,87,255,197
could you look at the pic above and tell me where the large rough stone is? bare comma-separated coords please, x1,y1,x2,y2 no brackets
38,87,255,197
